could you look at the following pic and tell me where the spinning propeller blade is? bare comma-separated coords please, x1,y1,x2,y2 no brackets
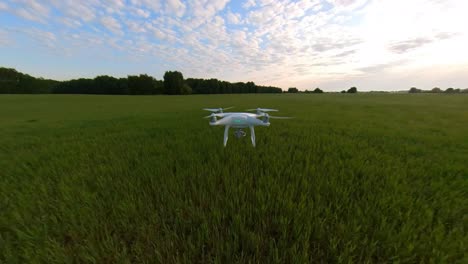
268,116,293,119
203,107,234,112
203,113,226,118
261,112,293,120
246,108,278,112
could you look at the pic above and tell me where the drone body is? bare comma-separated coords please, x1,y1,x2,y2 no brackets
203,107,291,147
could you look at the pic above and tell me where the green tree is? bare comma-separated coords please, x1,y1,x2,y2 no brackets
182,84,192,95
0,67,19,93
153,79,164,94
409,87,421,93
128,74,155,95
347,87,357,93
163,71,185,95
288,87,299,93
313,88,324,93
444,88,455,93
431,87,442,93
246,81,256,93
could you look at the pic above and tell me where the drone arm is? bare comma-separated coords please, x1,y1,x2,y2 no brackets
250,126,256,147
224,125,230,147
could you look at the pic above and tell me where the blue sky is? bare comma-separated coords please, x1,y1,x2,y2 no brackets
1,0,467,91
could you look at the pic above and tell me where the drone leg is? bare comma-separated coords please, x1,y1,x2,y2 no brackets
250,126,256,147
224,125,230,147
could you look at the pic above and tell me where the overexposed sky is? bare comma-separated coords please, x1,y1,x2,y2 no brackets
1,0,467,91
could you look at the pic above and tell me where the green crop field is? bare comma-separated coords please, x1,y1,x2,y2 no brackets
1,94,467,263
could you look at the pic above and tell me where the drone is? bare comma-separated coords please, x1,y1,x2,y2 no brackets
203,107,292,147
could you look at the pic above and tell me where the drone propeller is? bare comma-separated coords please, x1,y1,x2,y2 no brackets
260,112,293,122
246,108,278,112
268,116,294,119
203,113,226,118
203,107,234,113
268,116,293,119
262,112,293,119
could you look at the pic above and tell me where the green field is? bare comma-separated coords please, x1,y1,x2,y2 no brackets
1,94,467,263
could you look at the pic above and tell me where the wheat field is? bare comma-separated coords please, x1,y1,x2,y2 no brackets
1,94,467,263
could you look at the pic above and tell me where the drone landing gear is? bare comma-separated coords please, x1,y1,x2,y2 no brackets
223,127,256,147
250,126,256,147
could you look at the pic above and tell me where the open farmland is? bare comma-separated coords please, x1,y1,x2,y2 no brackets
1,94,467,263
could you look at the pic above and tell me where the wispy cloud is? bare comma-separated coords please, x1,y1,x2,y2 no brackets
389,38,434,54
388,33,457,54
0,2,9,11
101,16,124,35
242,0,256,9
166,0,186,17
226,11,242,24
358,60,407,73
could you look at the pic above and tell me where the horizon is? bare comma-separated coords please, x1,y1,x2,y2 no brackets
1,0,468,91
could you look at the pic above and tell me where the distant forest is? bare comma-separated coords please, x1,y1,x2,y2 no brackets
0,67,282,95
1,67,467,95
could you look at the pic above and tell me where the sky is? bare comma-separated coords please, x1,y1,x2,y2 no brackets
1,0,468,91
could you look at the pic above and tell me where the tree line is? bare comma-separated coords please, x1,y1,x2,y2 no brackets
287,87,355,93
409,87,468,93
3,67,466,94
186,78,281,94
0,68,59,94
0,67,282,95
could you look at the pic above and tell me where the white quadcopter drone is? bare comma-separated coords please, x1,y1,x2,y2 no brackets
203,107,292,147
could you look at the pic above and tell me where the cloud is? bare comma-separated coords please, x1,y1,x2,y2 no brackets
59,17,82,28
101,16,123,35
166,0,186,17
327,0,358,7
134,8,151,18
388,33,457,54
0,2,8,11
14,8,42,22
150,27,166,40
327,0,369,11
14,28,58,48
435,32,457,40
108,0,126,9
357,60,407,73
126,20,146,33
388,38,433,54
130,0,161,13
23,0,49,16
312,38,361,52
334,49,356,57
50,1,96,22
226,11,242,24
10,0,50,23
242,0,256,9
186,0,231,28
2,0,468,90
